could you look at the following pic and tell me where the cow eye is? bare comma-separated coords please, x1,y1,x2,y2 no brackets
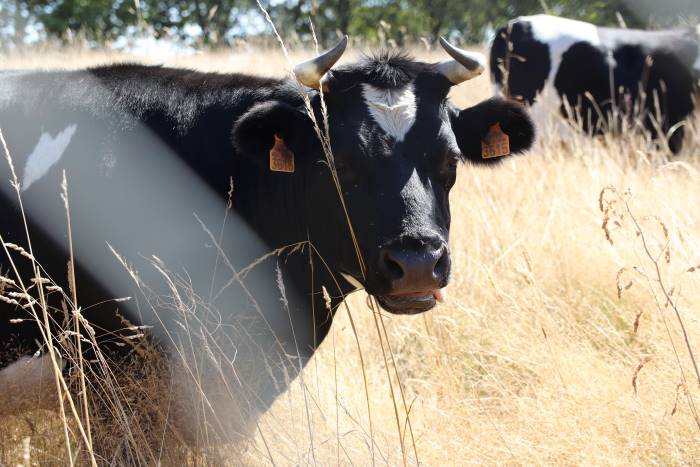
444,152,459,170
441,156,458,189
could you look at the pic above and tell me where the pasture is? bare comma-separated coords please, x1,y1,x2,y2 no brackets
1,44,700,465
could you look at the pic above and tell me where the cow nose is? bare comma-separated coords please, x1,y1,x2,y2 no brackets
378,239,449,292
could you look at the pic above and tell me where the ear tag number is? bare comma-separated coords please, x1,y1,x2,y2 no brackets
269,133,295,173
481,123,510,159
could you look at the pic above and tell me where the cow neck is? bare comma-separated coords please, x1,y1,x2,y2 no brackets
230,147,351,341
227,108,351,348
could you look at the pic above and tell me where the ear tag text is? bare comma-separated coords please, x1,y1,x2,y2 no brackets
481,123,510,159
269,133,295,173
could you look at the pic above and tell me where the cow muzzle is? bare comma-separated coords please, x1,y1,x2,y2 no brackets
375,238,450,315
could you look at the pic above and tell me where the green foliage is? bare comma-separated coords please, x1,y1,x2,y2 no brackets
142,0,253,46
28,0,137,41
1,0,698,47
348,1,425,45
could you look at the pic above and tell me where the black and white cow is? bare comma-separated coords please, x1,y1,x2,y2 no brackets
0,37,534,442
490,14,700,152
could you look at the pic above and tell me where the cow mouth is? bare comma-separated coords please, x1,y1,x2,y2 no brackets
375,288,446,315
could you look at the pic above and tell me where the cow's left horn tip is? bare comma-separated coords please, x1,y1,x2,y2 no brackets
439,36,486,71
437,37,486,85
293,35,349,89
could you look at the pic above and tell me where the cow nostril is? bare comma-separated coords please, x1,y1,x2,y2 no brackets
433,246,449,279
381,250,405,281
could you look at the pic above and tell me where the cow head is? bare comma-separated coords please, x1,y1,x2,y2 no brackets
233,37,535,315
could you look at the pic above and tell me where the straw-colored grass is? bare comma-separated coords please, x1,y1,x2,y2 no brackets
1,44,700,465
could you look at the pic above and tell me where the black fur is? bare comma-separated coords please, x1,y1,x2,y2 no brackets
232,101,317,162
329,51,438,90
453,98,536,164
490,22,551,105
554,41,612,132
555,41,696,152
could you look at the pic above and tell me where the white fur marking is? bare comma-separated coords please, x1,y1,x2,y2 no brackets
0,354,64,415
492,82,504,97
341,273,364,291
361,84,417,142
523,15,601,84
529,86,575,141
517,15,600,126
22,124,78,191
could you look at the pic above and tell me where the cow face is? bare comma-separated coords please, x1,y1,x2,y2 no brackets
233,39,535,315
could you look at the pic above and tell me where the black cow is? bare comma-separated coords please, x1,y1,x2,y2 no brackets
0,37,534,444
490,14,700,152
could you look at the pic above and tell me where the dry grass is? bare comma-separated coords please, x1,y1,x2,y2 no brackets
2,45,700,465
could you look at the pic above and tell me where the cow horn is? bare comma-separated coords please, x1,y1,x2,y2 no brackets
436,36,486,85
293,35,348,89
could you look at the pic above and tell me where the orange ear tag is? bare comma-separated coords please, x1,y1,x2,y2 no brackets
269,133,295,173
481,123,511,159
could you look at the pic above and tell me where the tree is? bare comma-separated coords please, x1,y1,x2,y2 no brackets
28,0,137,42
410,0,457,40
265,0,359,47
0,0,39,46
347,0,426,46
143,0,251,46
3,0,697,48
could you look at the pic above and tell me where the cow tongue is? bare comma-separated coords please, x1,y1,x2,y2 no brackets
433,287,448,303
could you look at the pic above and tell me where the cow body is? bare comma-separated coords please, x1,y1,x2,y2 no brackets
0,67,321,437
0,43,534,444
490,15,700,152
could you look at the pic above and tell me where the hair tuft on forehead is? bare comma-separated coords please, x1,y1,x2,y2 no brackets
330,50,433,89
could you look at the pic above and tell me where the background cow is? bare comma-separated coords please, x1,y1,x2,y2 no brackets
490,14,700,152
0,37,534,448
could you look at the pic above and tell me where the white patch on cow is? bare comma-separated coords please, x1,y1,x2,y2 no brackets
0,354,64,415
523,15,601,86
22,124,78,191
341,272,364,291
519,14,602,114
492,82,504,97
529,86,575,140
361,83,417,142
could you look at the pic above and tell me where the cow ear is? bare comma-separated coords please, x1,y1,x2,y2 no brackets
451,97,535,164
232,101,317,162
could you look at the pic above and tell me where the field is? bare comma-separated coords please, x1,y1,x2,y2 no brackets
2,43,700,465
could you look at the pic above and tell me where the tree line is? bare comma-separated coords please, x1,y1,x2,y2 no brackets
2,0,699,48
